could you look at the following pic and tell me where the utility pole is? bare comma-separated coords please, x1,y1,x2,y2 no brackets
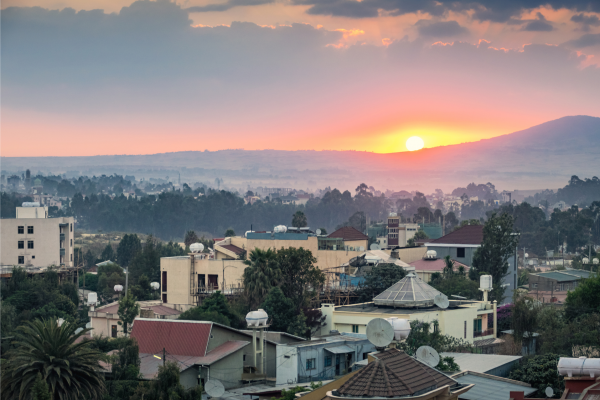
163,348,166,367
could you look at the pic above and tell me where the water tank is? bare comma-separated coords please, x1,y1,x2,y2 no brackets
583,257,589,264
425,250,437,259
246,309,268,327
22,202,41,207
87,292,97,305
274,225,287,234
389,212,397,217
150,282,160,290
190,243,204,253
114,285,123,292
558,357,600,378
480,275,493,290
594,258,599,265
385,318,411,340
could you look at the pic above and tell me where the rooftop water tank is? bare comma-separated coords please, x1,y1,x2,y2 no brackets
480,275,493,291
246,309,268,327
22,202,41,207
190,243,204,253
245,231,254,238
558,357,600,378
425,250,437,259
385,317,411,340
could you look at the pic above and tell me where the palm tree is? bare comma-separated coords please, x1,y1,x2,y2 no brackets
443,255,455,277
291,211,308,228
1,319,106,400
243,248,281,308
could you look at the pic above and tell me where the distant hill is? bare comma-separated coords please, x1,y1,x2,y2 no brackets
3,115,599,192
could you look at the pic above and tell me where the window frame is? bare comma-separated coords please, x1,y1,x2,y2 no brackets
456,247,466,258
306,358,316,370
18,241,24,249
18,256,25,264
352,325,359,333
18,226,24,234
27,241,34,249
325,356,332,367
28,226,34,234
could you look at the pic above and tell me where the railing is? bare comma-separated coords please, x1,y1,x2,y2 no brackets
60,233,65,241
60,248,65,256
474,329,494,338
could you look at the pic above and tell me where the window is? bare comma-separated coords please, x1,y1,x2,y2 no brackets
71,254,73,261
18,226,24,234
111,325,118,338
70,223,73,232
28,241,34,249
363,352,370,360
18,241,24,249
162,294,167,303
162,271,167,292
32,255,35,259
306,358,316,370
28,226,34,234
325,356,332,367
464,321,467,338
352,325,359,333
243,355,246,362
18,256,25,264
70,239,73,247
457,247,466,258
473,319,482,333
532,283,538,288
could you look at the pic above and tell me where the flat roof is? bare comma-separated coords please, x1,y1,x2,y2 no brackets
335,301,476,315
441,352,522,373
531,269,592,282
452,372,535,400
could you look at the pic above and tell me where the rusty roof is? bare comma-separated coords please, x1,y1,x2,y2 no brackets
337,349,457,398
131,319,212,357
221,244,246,255
429,225,484,245
327,226,369,241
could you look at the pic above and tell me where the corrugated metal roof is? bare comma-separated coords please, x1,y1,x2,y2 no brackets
441,352,521,373
531,270,591,282
324,345,356,354
131,319,212,357
453,373,536,400
327,227,369,241
429,225,484,245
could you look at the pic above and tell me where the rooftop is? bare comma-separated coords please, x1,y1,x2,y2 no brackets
451,371,535,400
327,226,369,241
409,258,470,272
373,272,443,308
95,301,182,316
440,352,522,374
131,319,212,357
220,244,246,255
335,302,447,315
428,225,484,245
531,269,592,282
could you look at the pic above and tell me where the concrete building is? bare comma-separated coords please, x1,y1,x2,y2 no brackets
426,225,517,304
1,205,75,268
409,253,469,282
385,214,419,248
528,269,592,304
276,332,377,385
441,352,522,377
315,273,497,346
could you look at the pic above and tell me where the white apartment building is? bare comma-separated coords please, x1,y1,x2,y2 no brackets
1,204,75,268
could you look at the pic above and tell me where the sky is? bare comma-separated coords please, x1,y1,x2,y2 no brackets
2,0,600,157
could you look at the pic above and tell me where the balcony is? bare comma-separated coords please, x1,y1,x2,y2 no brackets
60,248,65,256
474,329,494,338
60,233,65,241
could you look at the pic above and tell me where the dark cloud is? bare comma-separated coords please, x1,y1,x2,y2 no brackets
187,0,274,13
571,13,600,32
521,12,554,31
415,20,469,37
563,33,600,48
289,0,600,22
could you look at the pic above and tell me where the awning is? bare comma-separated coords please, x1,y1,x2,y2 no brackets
324,345,355,354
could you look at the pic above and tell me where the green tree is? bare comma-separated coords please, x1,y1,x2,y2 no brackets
565,273,600,320
243,248,281,309
261,287,297,333
471,213,519,303
101,243,116,261
129,236,161,284
414,230,429,240
118,290,140,336
509,354,564,398
358,263,406,301
184,230,200,247
111,337,141,381
430,256,480,299
318,227,327,235
399,320,472,356
130,273,154,301
276,247,325,311
117,234,142,267
84,249,96,268
132,361,203,400
288,310,309,338
1,319,106,400
178,309,231,326
291,210,308,228
31,374,52,400
512,294,541,351
224,228,236,237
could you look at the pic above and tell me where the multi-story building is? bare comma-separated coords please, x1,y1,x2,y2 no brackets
385,214,419,248
527,269,592,303
1,204,75,268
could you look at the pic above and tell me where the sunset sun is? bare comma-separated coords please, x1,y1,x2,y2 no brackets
406,136,425,151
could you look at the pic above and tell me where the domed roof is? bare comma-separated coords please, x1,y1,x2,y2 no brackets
373,272,442,308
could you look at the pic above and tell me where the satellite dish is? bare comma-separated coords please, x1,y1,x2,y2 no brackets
545,387,554,398
370,243,380,250
415,346,440,368
434,294,449,309
316,229,322,236
366,318,394,348
205,380,225,398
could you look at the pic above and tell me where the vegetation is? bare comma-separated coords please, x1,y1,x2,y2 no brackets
430,256,480,299
357,263,406,301
1,319,106,400
509,354,564,398
130,361,203,400
118,290,140,336
292,210,308,227
178,291,241,327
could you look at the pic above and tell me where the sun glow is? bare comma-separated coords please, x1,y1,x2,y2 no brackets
406,136,425,151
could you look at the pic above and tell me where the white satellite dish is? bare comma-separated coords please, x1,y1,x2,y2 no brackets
545,387,554,398
415,346,440,368
370,243,381,250
205,379,225,398
366,318,394,348
316,229,322,236
434,294,449,309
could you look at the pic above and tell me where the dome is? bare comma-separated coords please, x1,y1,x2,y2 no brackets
373,272,443,308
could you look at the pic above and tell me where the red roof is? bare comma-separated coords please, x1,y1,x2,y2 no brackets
95,302,182,317
221,244,246,255
131,319,212,357
429,225,484,245
327,226,369,241
409,258,470,272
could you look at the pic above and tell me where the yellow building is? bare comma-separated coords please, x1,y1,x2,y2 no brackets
315,273,497,346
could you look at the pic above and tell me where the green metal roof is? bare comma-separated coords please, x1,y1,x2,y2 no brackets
532,269,592,282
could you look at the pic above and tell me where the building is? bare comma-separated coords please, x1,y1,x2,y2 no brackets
321,348,474,400
315,273,498,346
275,332,377,385
451,371,536,400
440,352,522,377
88,300,188,338
385,214,419,248
129,319,304,388
528,269,592,303
1,204,75,268
426,225,517,304
409,252,469,282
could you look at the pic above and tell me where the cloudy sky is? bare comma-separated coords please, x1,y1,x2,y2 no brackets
2,0,600,156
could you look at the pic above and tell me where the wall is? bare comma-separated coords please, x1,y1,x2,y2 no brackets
0,216,74,268
276,344,299,385
160,257,192,304
427,245,478,267
90,315,121,338
180,367,199,390
208,350,245,389
15,206,48,218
